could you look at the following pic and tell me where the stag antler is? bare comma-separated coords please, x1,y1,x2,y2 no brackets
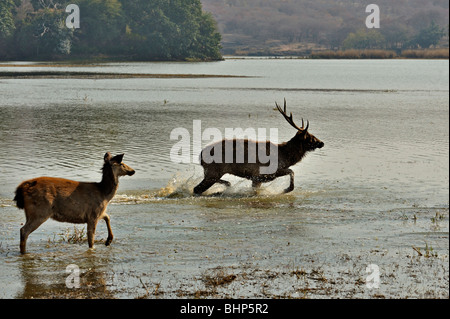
275,99,309,132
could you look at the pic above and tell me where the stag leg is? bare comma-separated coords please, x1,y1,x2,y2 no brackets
194,168,227,195
284,169,295,193
276,169,294,193
252,179,262,189
103,214,114,246
194,178,220,195
251,179,262,195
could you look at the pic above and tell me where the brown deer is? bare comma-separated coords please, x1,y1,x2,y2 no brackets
13,152,135,254
193,100,324,195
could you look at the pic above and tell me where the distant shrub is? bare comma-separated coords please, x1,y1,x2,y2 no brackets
310,49,396,59
401,49,449,59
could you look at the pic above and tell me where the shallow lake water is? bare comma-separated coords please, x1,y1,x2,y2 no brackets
0,58,448,298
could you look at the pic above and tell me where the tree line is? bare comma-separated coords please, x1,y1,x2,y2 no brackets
341,21,446,51
203,0,449,55
0,0,222,61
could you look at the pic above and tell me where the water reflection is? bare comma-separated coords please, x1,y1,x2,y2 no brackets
17,250,114,299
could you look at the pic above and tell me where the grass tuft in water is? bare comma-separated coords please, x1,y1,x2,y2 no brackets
59,226,86,244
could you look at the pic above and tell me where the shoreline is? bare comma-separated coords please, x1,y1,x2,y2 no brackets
0,71,251,79
0,49,448,67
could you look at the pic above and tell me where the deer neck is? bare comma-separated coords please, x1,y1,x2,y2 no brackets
279,135,307,168
99,164,119,199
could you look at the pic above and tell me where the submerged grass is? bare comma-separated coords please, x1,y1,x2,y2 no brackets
45,226,86,247
412,243,439,258
202,269,237,288
59,226,86,244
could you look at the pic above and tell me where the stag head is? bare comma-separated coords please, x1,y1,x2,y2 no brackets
276,99,324,151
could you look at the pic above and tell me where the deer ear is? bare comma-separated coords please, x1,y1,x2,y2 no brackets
104,152,112,162
111,153,124,163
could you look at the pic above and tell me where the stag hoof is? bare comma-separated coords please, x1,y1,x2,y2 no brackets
283,186,294,194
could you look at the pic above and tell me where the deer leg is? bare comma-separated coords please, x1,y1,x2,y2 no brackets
20,216,49,254
87,220,98,249
103,214,114,246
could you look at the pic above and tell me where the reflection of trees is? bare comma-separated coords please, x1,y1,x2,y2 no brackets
0,0,16,60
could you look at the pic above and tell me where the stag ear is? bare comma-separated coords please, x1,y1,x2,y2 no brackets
111,153,124,163
104,152,112,162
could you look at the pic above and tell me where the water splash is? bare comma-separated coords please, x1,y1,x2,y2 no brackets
156,169,201,198
111,168,298,205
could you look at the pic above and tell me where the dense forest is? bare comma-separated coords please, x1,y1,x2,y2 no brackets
202,0,449,55
0,0,222,60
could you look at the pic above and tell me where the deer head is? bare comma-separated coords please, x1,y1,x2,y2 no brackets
276,99,324,151
104,152,135,177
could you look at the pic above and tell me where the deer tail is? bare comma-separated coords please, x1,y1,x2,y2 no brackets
14,186,25,209
14,181,36,209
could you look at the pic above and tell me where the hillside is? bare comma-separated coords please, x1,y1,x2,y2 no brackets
202,0,450,55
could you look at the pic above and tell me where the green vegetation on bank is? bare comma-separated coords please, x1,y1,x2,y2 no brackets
0,0,222,61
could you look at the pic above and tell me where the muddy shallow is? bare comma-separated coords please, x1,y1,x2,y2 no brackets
0,179,448,299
